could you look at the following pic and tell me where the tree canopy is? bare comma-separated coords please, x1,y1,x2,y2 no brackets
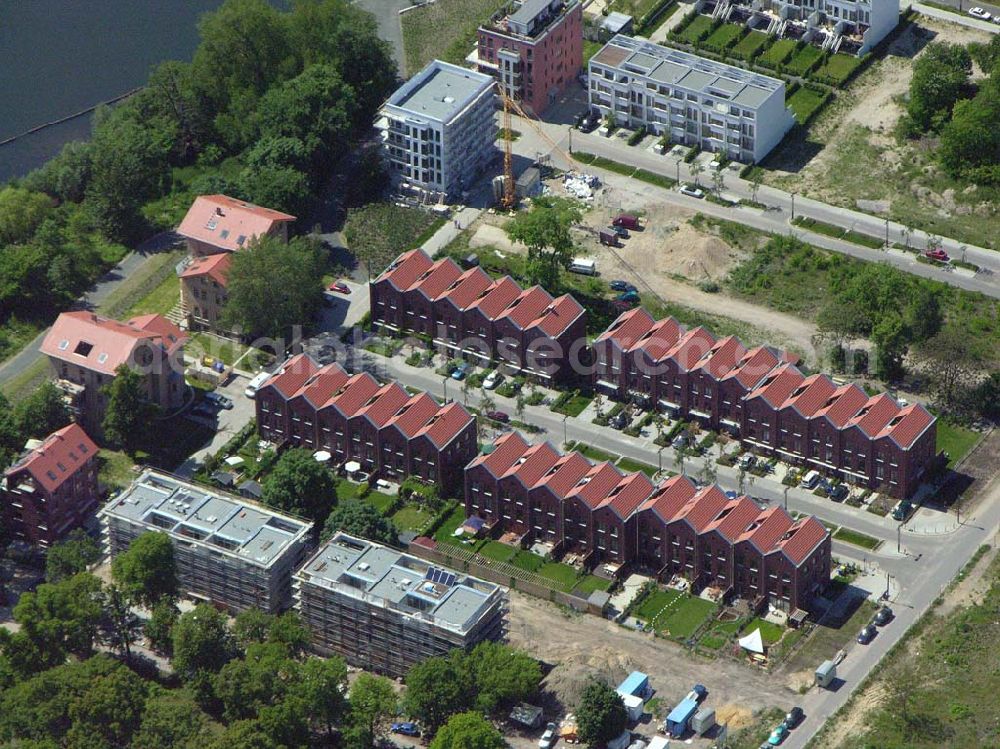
110,531,178,607
430,712,507,749
102,364,157,454
504,197,583,290
576,680,627,747
44,529,102,583
322,496,398,545
171,603,238,683
261,447,337,524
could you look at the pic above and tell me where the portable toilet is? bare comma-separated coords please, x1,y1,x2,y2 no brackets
691,708,715,736
815,659,837,688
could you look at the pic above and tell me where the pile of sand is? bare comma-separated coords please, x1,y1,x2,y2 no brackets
715,704,754,730
542,647,636,708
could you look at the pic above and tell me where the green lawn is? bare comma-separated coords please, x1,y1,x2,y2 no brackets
577,444,618,464
634,588,683,623
511,549,546,574
97,449,137,492
813,53,862,86
135,415,215,472
833,527,883,551
661,596,716,639
787,86,829,125
702,22,744,52
584,39,603,64
574,575,612,596
731,30,769,60
677,15,714,44
434,504,468,544
401,0,505,75
743,617,784,645
121,267,180,318
758,38,797,67
366,490,396,514
98,249,185,320
936,421,980,468
616,457,659,477
537,562,581,591
552,393,592,418
186,333,256,368
785,45,823,76
392,503,436,532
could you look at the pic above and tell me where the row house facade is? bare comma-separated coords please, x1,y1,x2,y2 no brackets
370,248,586,384
594,308,937,498
465,433,830,612
255,354,477,489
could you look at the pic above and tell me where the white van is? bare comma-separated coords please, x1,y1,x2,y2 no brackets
244,371,271,399
801,469,821,489
569,258,597,276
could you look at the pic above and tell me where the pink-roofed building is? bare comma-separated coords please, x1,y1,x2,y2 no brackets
1,424,100,547
178,252,233,336
40,311,187,437
177,195,295,257
255,355,476,489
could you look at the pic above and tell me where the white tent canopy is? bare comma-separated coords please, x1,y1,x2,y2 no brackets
738,628,765,654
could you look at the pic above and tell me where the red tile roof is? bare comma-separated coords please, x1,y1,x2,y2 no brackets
568,462,624,510
387,393,441,438
179,252,232,286
500,286,553,330
736,506,794,554
470,277,523,319
774,516,828,565
414,401,474,448
261,353,320,399
877,403,935,450
677,485,730,532
535,452,593,497
781,374,837,418
634,317,685,361
325,373,382,417
177,194,295,252
666,327,717,372
705,496,762,541
411,258,463,301
5,423,97,494
41,311,183,376
298,363,351,407
440,267,493,310
597,308,655,348
847,393,899,437
722,346,781,390
530,294,585,338
468,432,531,476
697,336,746,380
357,382,411,427
746,363,804,408
376,249,434,291
597,472,655,519
814,383,868,428
504,443,561,487
640,474,699,523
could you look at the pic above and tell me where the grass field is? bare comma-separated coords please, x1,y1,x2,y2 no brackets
478,540,516,563
366,490,396,514
785,45,823,76
634,589,683,623
936,421,980,468
758,38,797,67
98,249,185,320
792,216,883,248
813,53,862,86
702,22,744,52
732,30,769,60
565,441,617,464
538,562,581,591
783,597,877,675
392,503,435,532
584,39,603,64
787,86,829,125
574,575,612,596
677,15,714,44
551,393,592,417
743,617,784,645
660,596,716,639
121,267,180,318
401,0,505,75
434,504,467,544
97,449,137,492
616,457,659,477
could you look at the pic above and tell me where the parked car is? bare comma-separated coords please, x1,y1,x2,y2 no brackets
609,280,637,293
767,723,788,745
925,248,950,262
784,707,804,729
801,470,821,490
205,392,233,410
724,490,738,500
486,410,510,423
857,624,876,644
679,184,705,199
617,290,640,303
599,230,621,248
738,453,756,470
891,500,913,521
539,723,557,749
483,370,503,390
610,224,630,238
873,607,894,626
672,433,689,450
192,402,216,418
328,280,351,294
829,484,849,501
610,412,629,430
968,6,991,19
391,723,420,737
451,363,470,380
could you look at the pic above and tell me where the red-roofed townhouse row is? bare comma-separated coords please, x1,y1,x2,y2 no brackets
595,310,936,499
370,249,587,384
1,424,100,547
40,311,187,439
256,354,477,489
466,435,831,612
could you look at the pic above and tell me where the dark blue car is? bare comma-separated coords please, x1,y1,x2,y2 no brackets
392,723,420,737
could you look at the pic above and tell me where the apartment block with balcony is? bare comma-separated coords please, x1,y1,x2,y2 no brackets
295,533,508,677
101,470,314,614
588,35,794,163
377,60,497,202
473,0,583,115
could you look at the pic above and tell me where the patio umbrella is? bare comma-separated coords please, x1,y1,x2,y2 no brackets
313,450,332,463
344,460,362,474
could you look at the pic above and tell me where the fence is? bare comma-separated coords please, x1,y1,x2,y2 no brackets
407,541,592,611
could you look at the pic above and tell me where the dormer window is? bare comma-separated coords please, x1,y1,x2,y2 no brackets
73,341,93,357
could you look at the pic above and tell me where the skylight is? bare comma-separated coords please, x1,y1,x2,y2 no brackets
73,341,93,357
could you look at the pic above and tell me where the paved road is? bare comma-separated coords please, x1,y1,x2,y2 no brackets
510,115,1000,300
354,0,413,73
914,1,1000,30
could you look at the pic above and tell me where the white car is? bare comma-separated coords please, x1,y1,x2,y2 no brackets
679,184,705,199
968,6,991,19
539,723,557,749
483,370,502,390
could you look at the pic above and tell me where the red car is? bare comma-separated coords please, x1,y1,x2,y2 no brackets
328,281,351,294
924,249,949,263
486,410,510,423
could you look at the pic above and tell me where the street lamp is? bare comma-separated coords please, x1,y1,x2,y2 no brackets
897,524,902,553
675,158,681,185
783,485,789,512
884,217,890,249
658,445,666,472
443,375,449,403
562,414,568,447
790,192,796,222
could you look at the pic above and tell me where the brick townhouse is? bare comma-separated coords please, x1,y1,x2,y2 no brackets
465,433,830,612
255,354,477,489
40,312,187,438
370,248,586,384
594,307,936,498
1,423,100,547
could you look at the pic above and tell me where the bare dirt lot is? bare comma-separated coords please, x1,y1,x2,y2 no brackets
507,592,797,732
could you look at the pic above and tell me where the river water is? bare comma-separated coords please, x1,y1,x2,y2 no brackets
0,0,226,182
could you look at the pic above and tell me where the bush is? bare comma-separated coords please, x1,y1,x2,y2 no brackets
627,126,648,146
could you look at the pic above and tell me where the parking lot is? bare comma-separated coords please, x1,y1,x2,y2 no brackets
174,372,257,478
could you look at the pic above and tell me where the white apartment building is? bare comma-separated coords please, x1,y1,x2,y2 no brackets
588,35,794,163
377,60,497,202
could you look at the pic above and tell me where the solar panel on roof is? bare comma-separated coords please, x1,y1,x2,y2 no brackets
425,567,457,586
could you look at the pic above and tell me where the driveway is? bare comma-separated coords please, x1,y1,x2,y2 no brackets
174,373,257,478
353,0,412,73
316,279,371,334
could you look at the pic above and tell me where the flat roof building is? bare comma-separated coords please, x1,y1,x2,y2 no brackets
588,36,794,163
295,533,508,676
378,60,497,202
101,470,313,613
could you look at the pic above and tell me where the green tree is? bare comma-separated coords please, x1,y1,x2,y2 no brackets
292,655,349,738
938,76,1000,178
111,531,178,607
232,609,276,650
172,603,238,682
261,446,337,524
45,529,102,582
0,391,23,468
21,140,93,203
902,284,942,344
133,690,210,749
322,496,398,544
505,197,583,289
237,162,312,217
906,42,971,133
974,372,1000,421
145,598,179,655
214,641,300,722
872,312,909,382
99,584,142,663
63,663,150,749
13,573,104,666
470,641,542,715
576,680,627,747
0,186,54,245
222,235,325,340
403,653,474,733
13,381,71,441
266,610,311,655
102,364,157,454
348,672,398,748
430,712,506,749
918,327,981,415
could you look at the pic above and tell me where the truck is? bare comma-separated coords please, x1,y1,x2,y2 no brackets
612,214,642,231
664,697,698,738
